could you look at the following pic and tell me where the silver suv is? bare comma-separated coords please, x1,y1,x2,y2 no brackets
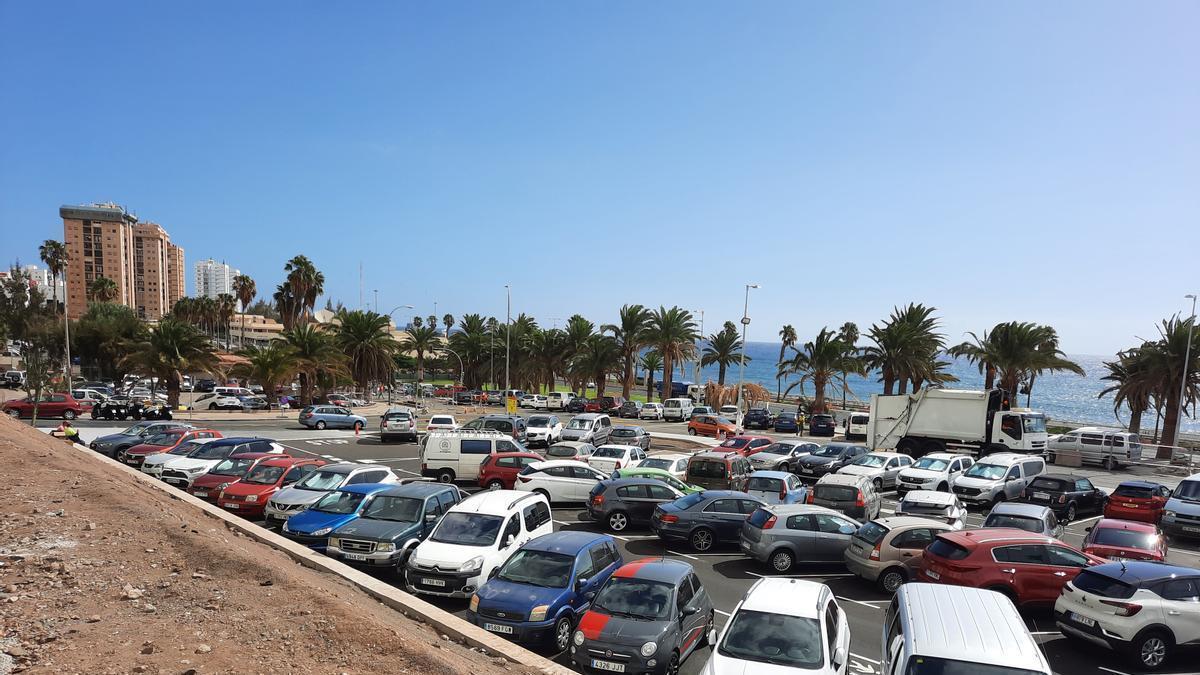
560,413,612,445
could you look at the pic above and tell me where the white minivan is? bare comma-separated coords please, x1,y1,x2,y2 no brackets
1047,426,1143,470
420,431,527,484
663,397,694,422
844,413,870,441
546,391,575,410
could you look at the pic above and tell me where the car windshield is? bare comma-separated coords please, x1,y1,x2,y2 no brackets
592,577,673,620
547,445,578,457
295,469,349,492
900,501,953,517
639,458,674,471
984,513,1043,533
1173,480,1200,502
717,609,822,668
1093,528,1159,550
168,441,203,456
1113,484,1157,499
496,549,573,588
1022,415,1047,434
190,444,234,460
312,490,366,514
778,412,796,420
566,418,593,430
811,446,845,458
120,424,151,436
904,658,1046,675
361,496,422,522
243,465,286,485
854,521,890,546
528,416,551,426
430,416,453,425
1028,477,1070,492
593,447,626,459
720,438,751,449
760,443,793,456
209,457,255,476
852,455,889,468
912,458,949,471
384,413,411,422
964,463,1007,480
430,512,503,547
143,433,181,447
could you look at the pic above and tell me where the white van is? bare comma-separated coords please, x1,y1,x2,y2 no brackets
1047,426,1143,470
420,431,526,483
844,413,870,441
546,391,575,410
214,386,253,398
883,583,1051,675
663,397,694,422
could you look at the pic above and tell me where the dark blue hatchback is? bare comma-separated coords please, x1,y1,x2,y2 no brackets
469,531,622,652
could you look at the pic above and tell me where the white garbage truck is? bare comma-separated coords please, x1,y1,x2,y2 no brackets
866,388,1048,457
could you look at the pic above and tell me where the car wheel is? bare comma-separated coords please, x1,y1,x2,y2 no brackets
872,478,883,492
552,615,573,652
878,567,907,593
353,421,364,432
607,511,629,532
208,403,218,410
992,493,1006,507
534,489,551,502
5,409,20,418
699,610,715,647
90,409,100,420
666,651,680,675
315,420,327,430
486,479,504,490
436,469,455,483
690,527,715,552
61,409,76,420
1065,503,1077,522
770,549,794,572
688,428,696,436
1128,629,1172,670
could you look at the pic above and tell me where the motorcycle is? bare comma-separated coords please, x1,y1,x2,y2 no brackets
91,399,131,421
131,401,173,421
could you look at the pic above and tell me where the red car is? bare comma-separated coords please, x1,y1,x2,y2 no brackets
1081,518,1168,562
477,451,544,490
583,399,603,413
216,456,326,518
717,435,773,457
120,428,222,468
2,392,83,420
917,528,1105,608
1103,480,1171,524
188,452,280,503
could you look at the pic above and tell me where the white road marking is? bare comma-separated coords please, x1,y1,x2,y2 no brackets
837,595,884,609
747,571,857,579
714,609,731,617
666,550,699,560
356,457,419,463
1099,668,1133,675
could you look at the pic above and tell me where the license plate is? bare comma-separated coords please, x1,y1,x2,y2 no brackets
343,552,368,562
1070,612,1096,628
222,503,238,509
483,623,513,635
1033,492,1050,500
422,577,446,587
926,570,941,580
1124,503,1139,509
125,458,139,464
1183,526,1200,533
193,491,208,498
590,660,625,673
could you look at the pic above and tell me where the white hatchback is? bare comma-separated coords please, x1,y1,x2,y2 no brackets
514,460,609,503
426,414,458,432
525,414,563,447
639,402,665,420
587,444,647,474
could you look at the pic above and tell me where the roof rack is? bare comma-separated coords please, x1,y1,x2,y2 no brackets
507,492,541,510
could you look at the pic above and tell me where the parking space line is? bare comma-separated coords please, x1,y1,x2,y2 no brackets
852,652,880,664
714,609,731,617
747,571,857,579
666,550,699,560
836,595,884,610
1098,667,1133,675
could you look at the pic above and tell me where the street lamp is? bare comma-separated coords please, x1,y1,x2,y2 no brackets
442,346,465,386
385,304,415,403
692,309,705,391
737,284,760,413
505,285,512,391
1176,294,1197,453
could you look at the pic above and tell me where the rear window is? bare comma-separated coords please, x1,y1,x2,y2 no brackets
689,460,727,479
747,508,773,528
814,485,857,502
746,477,782,492
983,513,1043,533
1072,569,1136,599
1112,484,1156,499
1093,528,1160,551
1028,477,1069,492
926,538,970,561
854,521,889,546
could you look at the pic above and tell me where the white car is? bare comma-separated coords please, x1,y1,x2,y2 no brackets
635,453,691,481
895,452,974,494
586,444,647,474
703,577,850,675
514,460,608,503
426,414,458,432
518,395,538,409
404,490,553,598
835,451,913,490
524,414,563,447
153,438,286,487
204,395,243,410
639,402,664,420
895,490,968,529
140,438,218,478
719,405,741,425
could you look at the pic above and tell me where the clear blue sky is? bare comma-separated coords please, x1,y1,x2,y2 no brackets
2,2,1197,355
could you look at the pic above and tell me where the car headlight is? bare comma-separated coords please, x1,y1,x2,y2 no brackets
328,538,340,548
573,630,585,646
311,527,332,536
459,556,484,573
1164,510,1176,520
469,594,479,612
217,482,231,490
376,542,395,552
529,605,549,622
640,641,657,657
185,465,206,474
246,495,259,503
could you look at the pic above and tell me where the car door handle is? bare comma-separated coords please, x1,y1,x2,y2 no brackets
1167,610,1181,616
1001,568,1017,574
901,552,914,557
1053,572,1067,577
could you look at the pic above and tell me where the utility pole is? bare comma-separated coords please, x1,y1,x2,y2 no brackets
373,289,378,313
63,269,72,388
504,285,511,391
737,284,760,413
1177,294,1196,461
358,261,363,310
692,309,705,389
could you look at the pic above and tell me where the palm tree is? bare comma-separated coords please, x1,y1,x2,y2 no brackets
38,239,68,311
836,322,861,409
1154,316,1200,450
121,319,218,408
777,325,797,401
233,342,299,406
276,256,324,329
88,276,119,302
563,314,595,393
412,315,423,329
778,328,853,412
949,322,1083,403
864,304,944,395
443,313,455,337
232,274,256,348
641,351,663,402
216,293,236,350
401,324,441,383
449,314,491,389
284,324,346,405
603,304,651,400
701,325,746,386
334,310,400,400
646,307,698,404
569,335,622,400
1099,346,1157,435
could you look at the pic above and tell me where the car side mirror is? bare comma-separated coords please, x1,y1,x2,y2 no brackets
504,534,515,548
681,604,700,617
834,646,847,668
488,567,500,580
575,577,588,592
425,513,438,523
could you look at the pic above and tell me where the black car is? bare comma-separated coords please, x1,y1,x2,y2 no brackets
651,490,766,551
587,478,684,531
89,421,193,458
326,482,462,569
743,407,775,430
809,413,837,436
616,400,643,418
195,379,216,393
460,414,528,443
565,397,588,413
794,443,868,481
1020,473,1108,521
455,390,480,405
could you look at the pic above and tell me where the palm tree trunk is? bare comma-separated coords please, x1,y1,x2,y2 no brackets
1129,406,1144,435
984,365,996,390
898,378,908,395
1026,373,1036,407
646,373,654,402
240,314,246,349
1160,387,1182,456
662,354,673,404
882,371,895,396
622,354,633,400
167,374,181,409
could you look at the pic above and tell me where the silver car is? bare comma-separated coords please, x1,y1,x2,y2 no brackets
263,463,397,528
835,451,913,490
895,490,968,530
740,503,860,572
982,502,1064,538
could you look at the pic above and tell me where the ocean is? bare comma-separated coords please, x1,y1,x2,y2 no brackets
668,341,1199,435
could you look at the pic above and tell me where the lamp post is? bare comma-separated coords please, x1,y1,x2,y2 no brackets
1177,294,1196,463
504,285,511,391
442,346,465,386
63,271,72,388
385,304,414,403
737,284,760,413
373,289,378,313
692,309,705,392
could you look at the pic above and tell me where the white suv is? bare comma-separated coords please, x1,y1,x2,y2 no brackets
404,490,552,598
896,452,974,495
514,460,608,503
1056,562,1200,670
703,577,851,674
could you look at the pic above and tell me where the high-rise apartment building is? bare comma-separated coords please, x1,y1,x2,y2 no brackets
193,258,240,300
60,203,186,320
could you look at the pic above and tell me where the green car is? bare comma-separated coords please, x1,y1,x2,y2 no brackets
610,467,702,494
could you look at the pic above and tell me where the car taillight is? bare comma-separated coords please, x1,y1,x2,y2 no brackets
592,495,604,507
870,543,881,561
856,491,865,508
303,412,313,418
779,486,787,499
1100,599,1142,616
762,515,777,530
518,475,531,483
659,514,679,523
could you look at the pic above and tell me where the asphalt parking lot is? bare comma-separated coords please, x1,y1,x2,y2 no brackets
52,410,1200,675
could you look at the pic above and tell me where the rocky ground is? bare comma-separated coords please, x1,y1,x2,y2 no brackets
0,416,532,675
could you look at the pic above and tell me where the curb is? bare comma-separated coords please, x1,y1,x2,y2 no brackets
59,438,573,675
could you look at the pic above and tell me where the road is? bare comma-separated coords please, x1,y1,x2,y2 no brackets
40,410,1200,675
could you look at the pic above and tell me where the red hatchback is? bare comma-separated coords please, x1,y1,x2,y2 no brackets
217,457,326,518
1081,518,1168,562
717,435,773,457
477,451,544,490
917,528,1105,609
121,429,222,468
1103,480,1171,524
2,392,83,420
188,452,280,503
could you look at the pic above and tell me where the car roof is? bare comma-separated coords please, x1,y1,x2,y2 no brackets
1066,426,1132,435
988,502,1053,518
530,460,591,470
258,456,314,466
943,528,1056,546
595,444,641,452
874,515,948,530
644,453,689,460
738,578,829,618
691,451,740,460
978,452,1035,465
1093,517,1158,533
525,531,613,554
549,441,590,449
697,490,751,500
1038,473,1084,481
374,482,457,499
866,451,906,458
898,583,1050,671
823,442,866,451
750,470,794,480
339,483,397,496
454,489,545,515
900,490,958,506
313,462,360,475
816,473,868,486
204,436,268,447
621,467,671,475
763,503,844,517
613,558,691,583
1117,480,1165,489
1085,561,1200,585
572,413,604,420
920,452,972,461
611,425,644,431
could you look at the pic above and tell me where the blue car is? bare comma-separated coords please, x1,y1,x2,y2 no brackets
773,411,799,433
469,531,622,652
745,470,808,505
299,405,368,431
282,483,394,550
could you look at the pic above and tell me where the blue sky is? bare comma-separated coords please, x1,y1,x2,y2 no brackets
2,2,1197,355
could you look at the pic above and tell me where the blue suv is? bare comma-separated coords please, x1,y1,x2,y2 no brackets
469,531,622,652
282,483,394,550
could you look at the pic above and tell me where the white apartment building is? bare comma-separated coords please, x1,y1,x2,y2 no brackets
194,258,240,301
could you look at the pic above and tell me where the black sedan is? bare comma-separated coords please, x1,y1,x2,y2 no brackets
565,397,588,413
1020,473,1108,521
616,400,643,418
743,407,775,430
651,490,765,552
587,477,683,531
